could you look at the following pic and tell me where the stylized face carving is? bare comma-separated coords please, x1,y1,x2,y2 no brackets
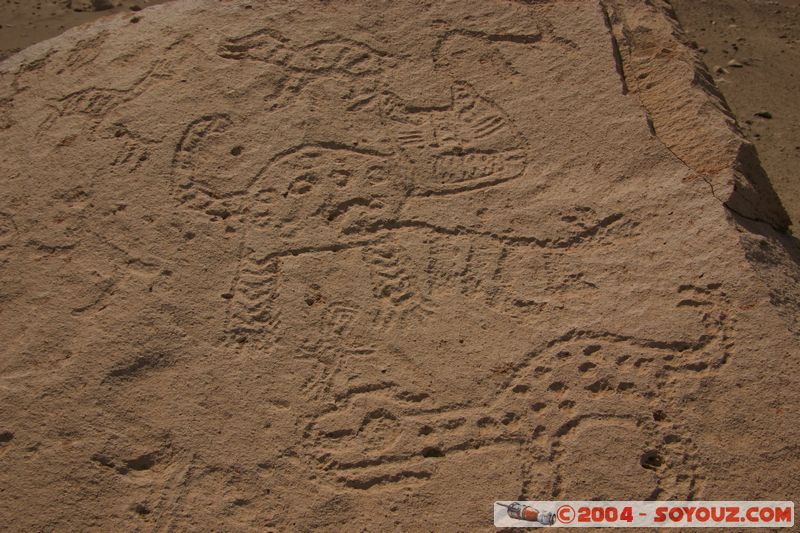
245,145,409,253
378,82,529,195
172,114,267,202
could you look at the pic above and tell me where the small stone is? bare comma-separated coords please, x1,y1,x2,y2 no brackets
69,0,113,11
755,111,773,119
727,59,744,68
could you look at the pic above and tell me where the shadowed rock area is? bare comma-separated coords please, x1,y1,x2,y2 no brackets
0,0,798,530
671,0,800,230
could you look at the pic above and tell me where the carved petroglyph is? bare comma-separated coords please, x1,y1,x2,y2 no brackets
218,31,394,107
37,60,169,135
162,18,738,497
375,81,528,195
5,2,790,529
0,212,19,264
297,284,731,492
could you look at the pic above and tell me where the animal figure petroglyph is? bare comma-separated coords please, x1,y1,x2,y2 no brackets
171,29,729,497
39,60,168,134
217,30,393,106
292,267,729,494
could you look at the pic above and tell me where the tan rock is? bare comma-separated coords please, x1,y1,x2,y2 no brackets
0,0,797,530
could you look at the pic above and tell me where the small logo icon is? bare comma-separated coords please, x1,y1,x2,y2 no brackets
557,504,576,524
497,502,556,525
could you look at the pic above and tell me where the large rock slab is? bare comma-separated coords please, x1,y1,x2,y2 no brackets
0,0,798,530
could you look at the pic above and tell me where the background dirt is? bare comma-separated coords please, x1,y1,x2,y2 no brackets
671,0,800,230
0,0,171,61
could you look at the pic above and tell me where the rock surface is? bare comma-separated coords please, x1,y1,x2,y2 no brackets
0,0,798,530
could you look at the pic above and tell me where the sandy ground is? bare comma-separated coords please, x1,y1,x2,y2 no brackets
0,0,171,61
671,0,800,230
0,0,798,530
